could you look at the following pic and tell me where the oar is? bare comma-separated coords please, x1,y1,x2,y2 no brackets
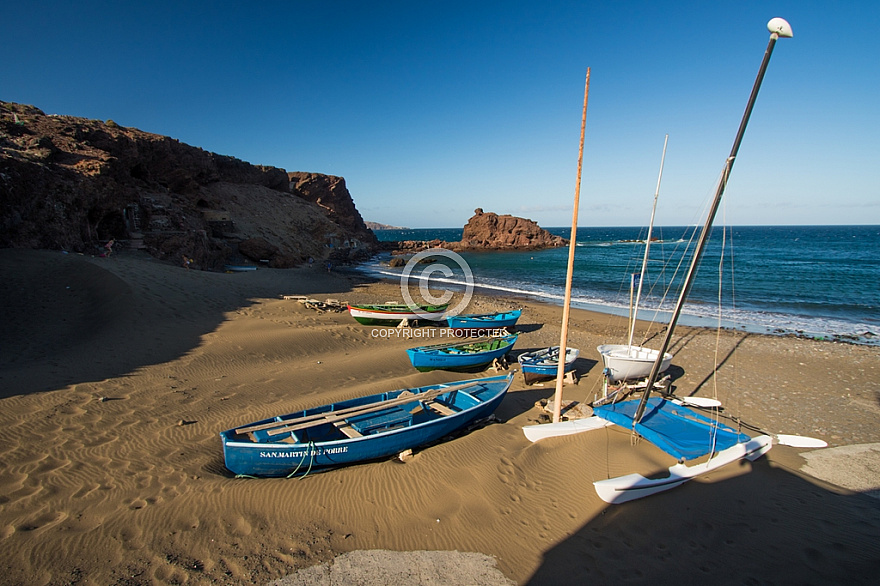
670,396,723,408
266,384,461,436
774,434,827,448
236,379,483,435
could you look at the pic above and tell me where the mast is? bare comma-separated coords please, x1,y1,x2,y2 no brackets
633,18,793,424
551,68,591,424
628,134,669,349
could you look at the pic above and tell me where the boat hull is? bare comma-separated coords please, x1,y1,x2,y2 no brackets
347,303,448,325
406,336,517,372
220,374,514,477
224,265,257,272
596,344,672,382
517,346,579,384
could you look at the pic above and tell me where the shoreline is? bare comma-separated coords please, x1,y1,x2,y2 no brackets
1,248,879,584
349,263,879,347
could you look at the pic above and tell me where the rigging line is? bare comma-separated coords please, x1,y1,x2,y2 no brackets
646,156,733,339
641,231,688,346
647,225,699,341
708,212,728,450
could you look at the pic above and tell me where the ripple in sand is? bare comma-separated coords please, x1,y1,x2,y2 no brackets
71,483,101,500
17,510,68,532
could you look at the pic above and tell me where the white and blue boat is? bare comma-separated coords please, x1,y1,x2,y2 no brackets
446,309,522,332
406,335,518,372
220,374,514,477
517,346,579,385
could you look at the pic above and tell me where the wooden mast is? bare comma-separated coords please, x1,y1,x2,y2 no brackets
632,18,793,425
552,68,591,424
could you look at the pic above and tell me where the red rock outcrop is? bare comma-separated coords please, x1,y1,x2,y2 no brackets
384,209,566,254
458,209,566,250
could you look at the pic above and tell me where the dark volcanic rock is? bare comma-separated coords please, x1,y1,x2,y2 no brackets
0,101,377,269
288,172,378,249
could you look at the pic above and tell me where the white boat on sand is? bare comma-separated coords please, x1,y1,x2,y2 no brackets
597,344,672,383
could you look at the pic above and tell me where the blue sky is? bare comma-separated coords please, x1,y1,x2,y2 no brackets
3,1,878,228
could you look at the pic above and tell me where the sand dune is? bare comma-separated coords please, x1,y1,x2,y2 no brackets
1,248,878,584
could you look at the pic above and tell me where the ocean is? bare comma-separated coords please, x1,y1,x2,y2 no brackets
361,225,880,346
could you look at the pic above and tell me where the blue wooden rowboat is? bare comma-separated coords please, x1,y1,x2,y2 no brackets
406,335,518,372
220,374,514,477
517,346,579,385
446,309,522,333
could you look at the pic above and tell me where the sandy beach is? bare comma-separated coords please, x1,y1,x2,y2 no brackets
1,248,879,585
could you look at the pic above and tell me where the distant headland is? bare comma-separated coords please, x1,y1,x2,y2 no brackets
365,222,409,230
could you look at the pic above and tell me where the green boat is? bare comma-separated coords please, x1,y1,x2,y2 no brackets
346,303,449,326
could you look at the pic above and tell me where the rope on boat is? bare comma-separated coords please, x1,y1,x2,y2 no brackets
287,441,316,479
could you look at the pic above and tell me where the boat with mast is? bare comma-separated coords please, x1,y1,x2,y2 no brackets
525,19,826,501
597,134,673,382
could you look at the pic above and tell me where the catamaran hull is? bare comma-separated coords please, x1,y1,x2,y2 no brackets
593,434,772,504
597,344,672,382
221,375,513,477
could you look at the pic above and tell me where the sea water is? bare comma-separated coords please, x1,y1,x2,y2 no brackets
362,225,880,345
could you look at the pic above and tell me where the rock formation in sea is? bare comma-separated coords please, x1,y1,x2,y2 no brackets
457,208,567,250
386,209,567,254
0,101,377,270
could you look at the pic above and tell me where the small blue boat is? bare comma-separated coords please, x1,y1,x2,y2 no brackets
517,346,579,385
406,335,518,372
224,265,257,272
446,309,522,333
220,374,514,477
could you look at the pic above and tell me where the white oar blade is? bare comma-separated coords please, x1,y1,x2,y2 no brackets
522,417,613,443
775,434,828,448
676,397,722,408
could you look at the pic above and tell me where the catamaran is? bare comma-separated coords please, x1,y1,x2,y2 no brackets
524,18,826,503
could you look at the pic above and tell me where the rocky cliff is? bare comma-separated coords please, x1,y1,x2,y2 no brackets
0,101,377,270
